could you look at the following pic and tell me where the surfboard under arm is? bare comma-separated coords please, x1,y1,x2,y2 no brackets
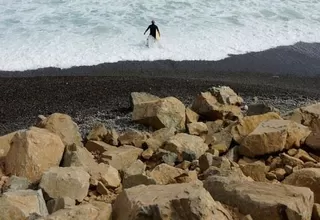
156,30,160,40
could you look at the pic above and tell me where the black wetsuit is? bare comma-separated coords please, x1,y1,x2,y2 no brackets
145,24,159,38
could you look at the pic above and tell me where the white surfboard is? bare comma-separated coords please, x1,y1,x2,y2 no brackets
156,30,160,40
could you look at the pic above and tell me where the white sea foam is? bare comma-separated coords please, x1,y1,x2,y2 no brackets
0,0,320,71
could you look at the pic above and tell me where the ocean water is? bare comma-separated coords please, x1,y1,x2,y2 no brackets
1,0,320,71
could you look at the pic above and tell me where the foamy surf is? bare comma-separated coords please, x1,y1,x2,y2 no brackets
1,0,320,71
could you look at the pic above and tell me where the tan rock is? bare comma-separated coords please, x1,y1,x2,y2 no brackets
96,181,110,195
113,182,233,220
132,96,186,131
41,204,102,220
118,129,148,148
144,127,176,151
141,148,154,159
294,149,316,163
280,153,304,167
40,167,90,202
274,168,286,181
101,145,143,171
284,165,293,175
289,103,320,126
208,129,233,153
199,152,214,172
231,112,282,144
86,123,108,141
103,127,119,146
204,175,314,220
130,92,160,106
174,170,198,183
208,86,244,106
85,140,115,154
287,148,298,156
187,122,208,136
240,120,310,157
162,133,208,162
313,203,320,220
46,197,75,214
266,172,277,181
149,163,185,185
283,168,320,203
176,160,191,170
239,160,268,182
185,107,199,123
0,131,19,159
89,163,121,188
0,189,48,219
206,120,224,133
40,113,83,147
5,127,65,182
191,91,242,121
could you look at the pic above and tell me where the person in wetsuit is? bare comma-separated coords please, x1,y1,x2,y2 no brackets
144,20,160,39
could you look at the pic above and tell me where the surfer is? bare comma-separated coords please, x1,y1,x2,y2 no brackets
144,20,160,40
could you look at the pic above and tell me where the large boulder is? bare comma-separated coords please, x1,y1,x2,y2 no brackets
130,92,160,107
204,175,314,220
5,127,65,182
162,133,208,162
132,96,186,131
113,182,232,220
231,112,282,144
0,189,48,219
40,167,90,202
240,120,311,157
101,145,143,171
283,168,320,203
191,91,242,121
305,118,320,151
288,103,320,126
208,86,244,106
39,113,83,147
62,144,96,168
185,107,199,123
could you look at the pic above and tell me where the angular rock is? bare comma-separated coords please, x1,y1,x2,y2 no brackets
246,103,279,116
62,144,96,168
3,175,30,192
191,91,242,121
174,170,198,183
96,181,110,195
225,145,240,162
239,160,268,182
149,163,185,185
113,182,232,220
206,120,224,133
118,129,148,148
141,148,154,160
274,168,286,181
199,152,214,172
85,140,115,154
0,131,19,159
132,96,186,131
208,86,244,106
294,149,316,163
287,148,298,156
231,112,282,144
185,107,199,123
204,175,314,220
144,127,176,151
283,168,320,203
289,103,320,126
46,197,75,214
101,145,143,171
187,122,208,136
240,120,311,157
41,204,101,220
280,153,304,167
86,123,108,141
103,127,119,146
208,129,233,153
130,92,160,107
0,189,48,219
39,113,83,147
5,127,65,182
284,165,293,175
162,133,208,162
40,167,90,202
90,163,121,188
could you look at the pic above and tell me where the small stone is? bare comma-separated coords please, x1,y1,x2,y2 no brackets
242,214,253,220
149,163,185,185
190,160,200,170
162,151,178,166
174,171,198,183
3,175,30,192
287,148,298,156
185,107,199,123
206,149,219,156
266,172,277,181
280,153,304,167
86,123,108,141
225,146,240,162
187,122,208,136
295,149,317,163
176,161,191,170
199,153,213,172
118,129,148,148
46,197,75,214
141,148,154,160
274,168,286,181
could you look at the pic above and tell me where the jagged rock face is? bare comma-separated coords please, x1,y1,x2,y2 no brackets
204,175,314,220
5,127,65,183
113,182,233,220
132,96,186,131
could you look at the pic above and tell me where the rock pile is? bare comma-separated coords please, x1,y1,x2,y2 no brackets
1,85,320,219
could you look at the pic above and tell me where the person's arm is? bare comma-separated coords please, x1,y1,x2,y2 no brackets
156,26,160,36
144,26,150,35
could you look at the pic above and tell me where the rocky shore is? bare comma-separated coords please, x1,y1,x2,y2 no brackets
1,85,320,219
